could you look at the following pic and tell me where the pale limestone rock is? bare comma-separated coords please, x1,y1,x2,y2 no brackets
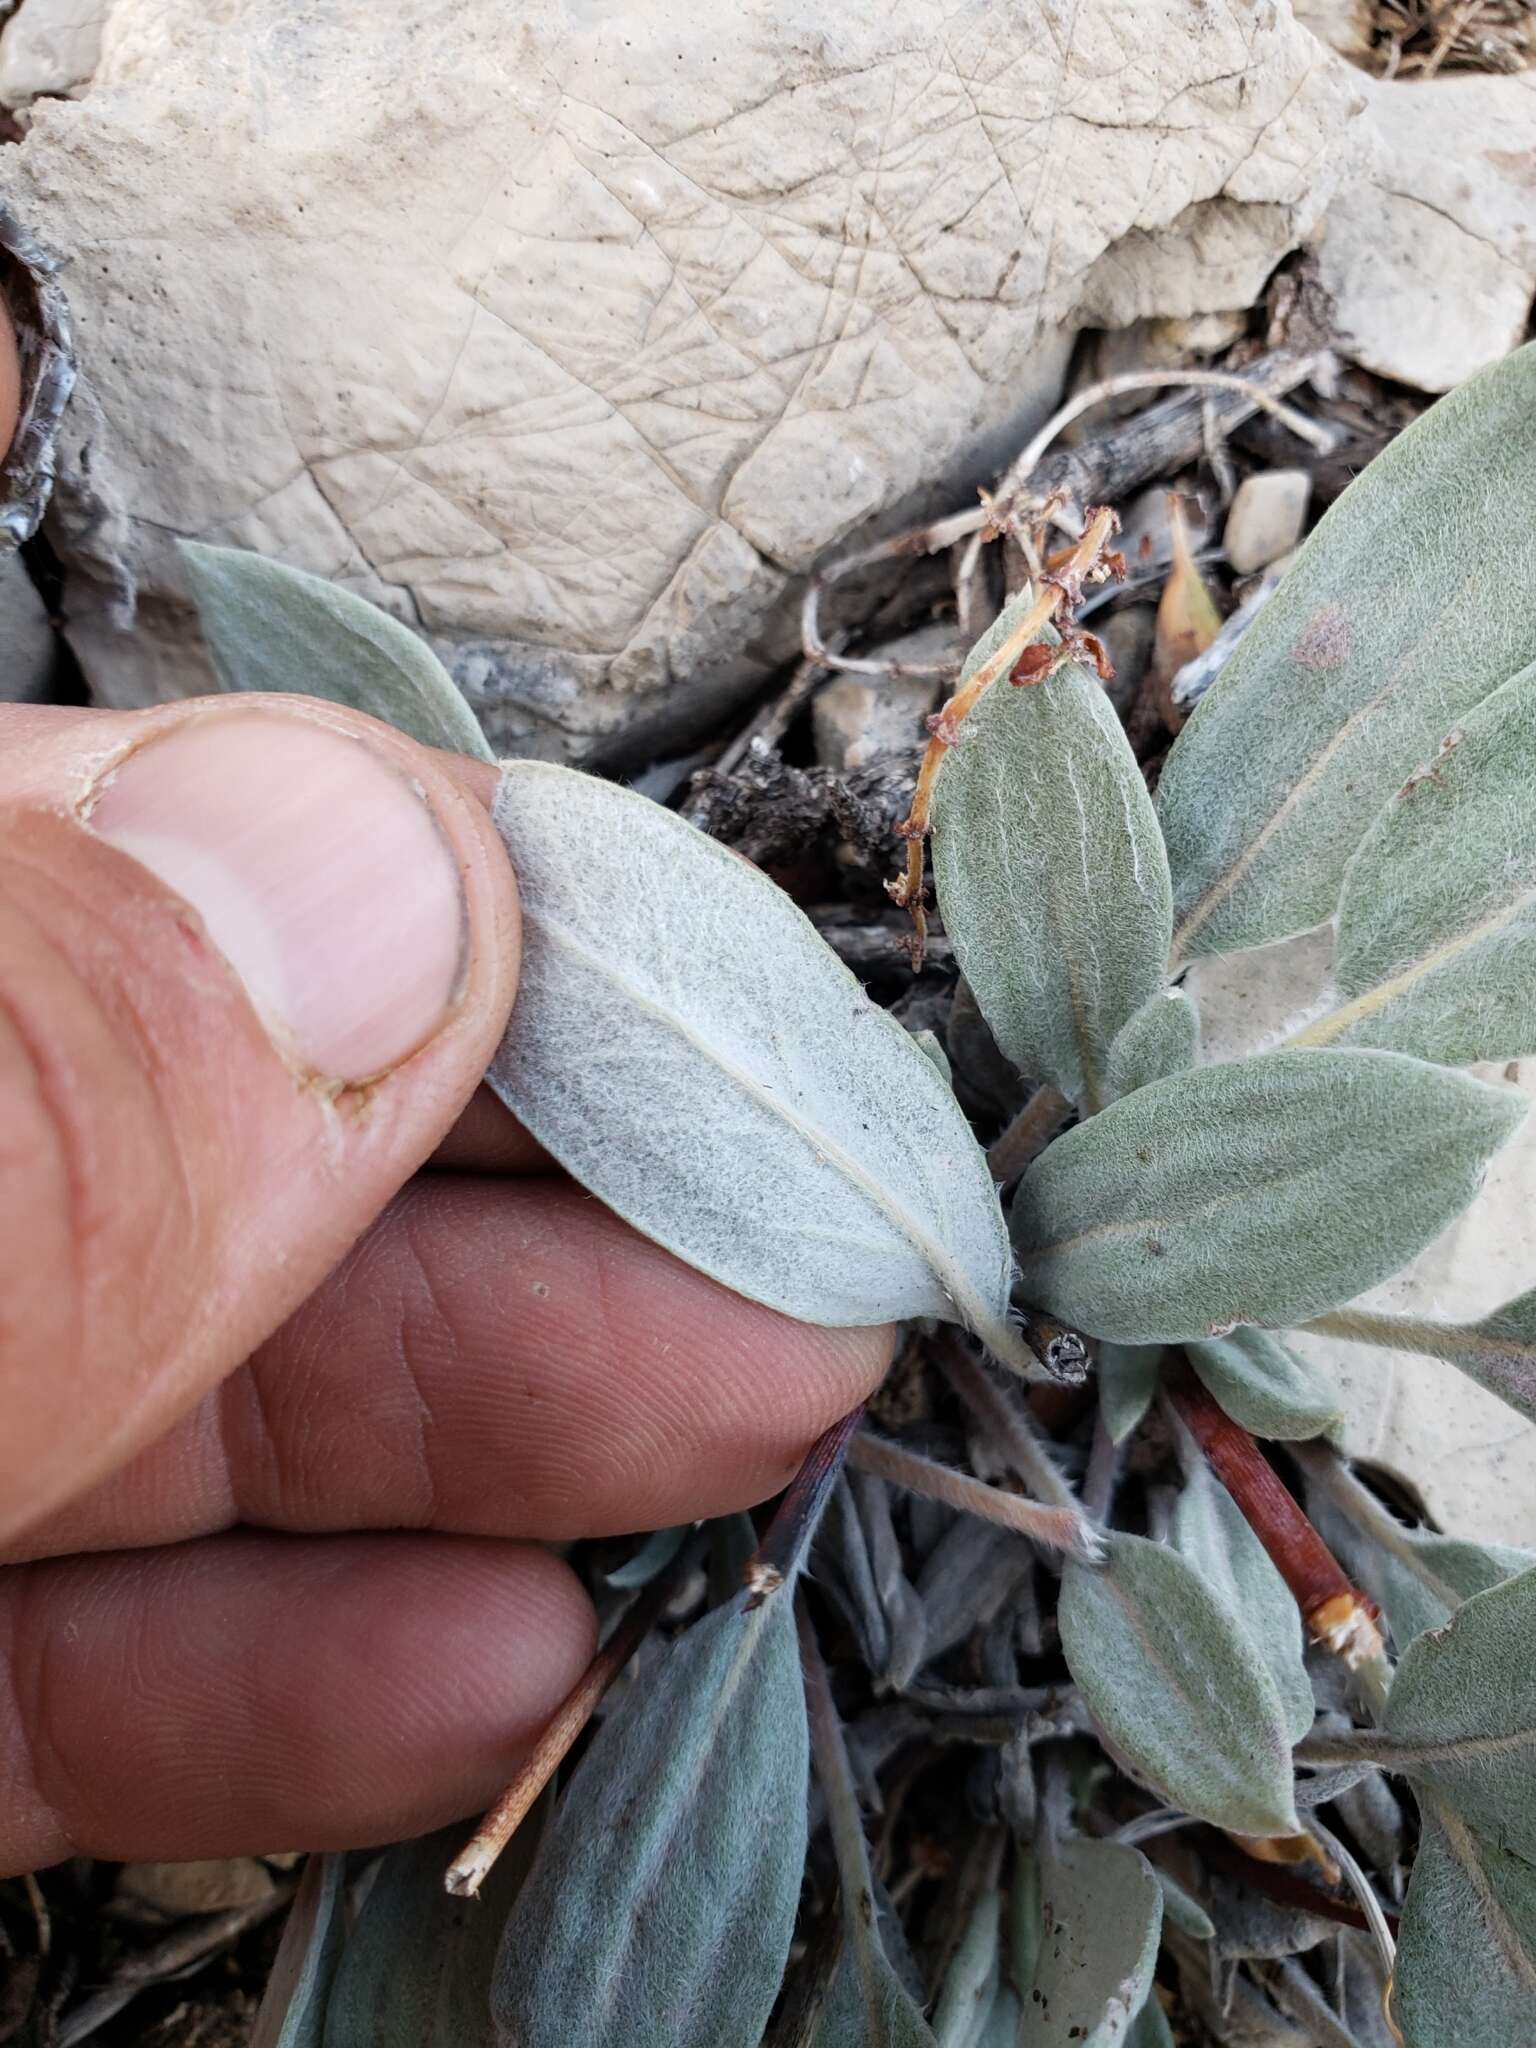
0,0,1360,763
0,552,54,700
115,1857,279,1915
1222,469,1310,574
812,625,957,772
0,0,106,111
1189,928,1536,1547
1316,67,1536,393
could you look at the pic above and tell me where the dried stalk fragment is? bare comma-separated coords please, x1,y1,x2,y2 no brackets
889,507,1122,956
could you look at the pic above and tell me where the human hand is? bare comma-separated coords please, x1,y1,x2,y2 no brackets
0,696,890,1875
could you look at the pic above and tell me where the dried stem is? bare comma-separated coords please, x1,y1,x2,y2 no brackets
848,1428,1103,1564
994,365,1334,509
746,1404,865,1600
986,1083,1072,1186
1307,1816,1399,1992
1290,1441,1468,1622
444,1529,708,1897
1168,1366,1391,1710
888,508,1121,956
802,353,1323,689
939,1333,1081,1514
1080,1408,1121,1525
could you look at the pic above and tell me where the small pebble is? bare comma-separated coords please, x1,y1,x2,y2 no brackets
1223,469,1310,574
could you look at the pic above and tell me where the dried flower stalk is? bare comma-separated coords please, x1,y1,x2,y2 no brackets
889,506,1123,956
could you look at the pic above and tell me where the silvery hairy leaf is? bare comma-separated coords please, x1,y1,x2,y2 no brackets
1204,1867,1335,1963
1017,1836,1161,2047
1305,659,1536,1064
1098,1343,1162,1444
1105,989,1200,1102
812,1947,936,2048
180,541,495,763
1186,1329,1342,1443
1058,1534,1299,1837
1395,1800,1536,2048
1370,1527,1536,1651
323,1807,546,2047
606,1525,690,1590
932,597,1171,1114
1012,1048,1523,1344
1124,1993,1175,2048
912,1028,954,1090
250,1854,346,2048
1157,341,1536,962
931,1883,999,2048
913,1516,1033,1666
488,762,1021,1361
1170,1459,1314,1744
813,1477,927,1692
1379,1566,1536,1863
974,1987,1021,2048
492,1590,807,2048
1152,1867,1214,1942
1308,1287,1536,1424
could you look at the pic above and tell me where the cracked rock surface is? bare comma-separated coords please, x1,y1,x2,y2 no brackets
0,0,1356,763
1315,65,1536,394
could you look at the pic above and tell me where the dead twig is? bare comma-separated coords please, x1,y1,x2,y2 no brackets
445,1528,709,1897
888,507,1123,958
848,1430,1103,1564
802,351,1328,688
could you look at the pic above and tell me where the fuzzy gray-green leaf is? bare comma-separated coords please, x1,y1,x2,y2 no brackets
1012,1049,1523,1344
1171,1459,1314,1744
1099,1344,1163,1444
932,1885,999,2048
1373,1529,1536,1650
812,1941,937,2048
324,1809,545,2048
1105,990,1199,1102
1152,1868,1215,1942
1018,1836,1161,2048
1395,1801,1536,2048
1059,1534,1299,1837
1309,1288,1536,1424
1124,1994,1175,2048
180,541,494,762
932,600,1171,1114
487,763,1017,1352
1159,341,1536,962
251,1854,346,2048
492,1591,807,2048
1380,1566,1536,1864
1307,660,1536,1064
1187,1329,1343,1442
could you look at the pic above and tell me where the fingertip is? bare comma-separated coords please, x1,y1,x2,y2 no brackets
1,1533,596,1870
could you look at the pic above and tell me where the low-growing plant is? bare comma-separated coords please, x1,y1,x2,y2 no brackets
202,343,1536,2048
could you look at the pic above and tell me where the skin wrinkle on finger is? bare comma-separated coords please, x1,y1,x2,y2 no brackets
6,1179,893,1562
0,1534,597,1873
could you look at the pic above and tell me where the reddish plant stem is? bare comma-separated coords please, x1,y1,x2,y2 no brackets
444,1528,705,1896
1169,1362,1386,1676
747,1403,865,1601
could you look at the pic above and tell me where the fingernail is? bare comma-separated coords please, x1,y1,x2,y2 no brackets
88,707,468,1081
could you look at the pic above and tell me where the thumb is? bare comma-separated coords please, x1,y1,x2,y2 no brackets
0,696,519,1541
